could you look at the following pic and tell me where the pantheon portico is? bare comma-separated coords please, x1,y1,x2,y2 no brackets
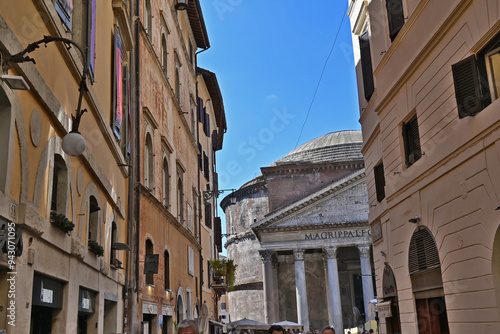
221,131,375,332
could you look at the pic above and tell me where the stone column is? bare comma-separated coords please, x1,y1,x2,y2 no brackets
260,250,277,324
324,247,343,332
358,245,375,321
293,249,309,331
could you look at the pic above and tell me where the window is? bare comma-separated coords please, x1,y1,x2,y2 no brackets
88,195,100,242
402,115,421,167
188,246,194,276
177,177,183,222
161,34,168,73
71,0,96,78
359,31,374,100
145,0,152,36
0,87,12,192
205,203,212,229
386,0,405,41
374,162,386,202
189,41,194,65
163,158,169,206
145,239,154,285
54,0,73,29
110,222,117,265
203,152,209,180
51,154,68,214
408,226,440,275
175,54,181,102
112,27,131,157
145,133,153,189
164,250,170,290
220,302,226,311
452,32,500,118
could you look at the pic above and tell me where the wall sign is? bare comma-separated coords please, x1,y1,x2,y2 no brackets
304,228,371,240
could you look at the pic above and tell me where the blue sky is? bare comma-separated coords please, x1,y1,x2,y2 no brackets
197,1,361,215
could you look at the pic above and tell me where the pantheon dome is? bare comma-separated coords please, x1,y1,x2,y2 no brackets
272,130,363,165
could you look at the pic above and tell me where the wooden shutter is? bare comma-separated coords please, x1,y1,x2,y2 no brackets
386,0,405,41
403,116,421,167
214,217,222,253
374,163,386,202
409,227,440,275
198,97,204,123
452,55,483,118
359,31,374,100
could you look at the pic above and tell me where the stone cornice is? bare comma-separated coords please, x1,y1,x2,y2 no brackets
220,181,267,210
261,160,364,176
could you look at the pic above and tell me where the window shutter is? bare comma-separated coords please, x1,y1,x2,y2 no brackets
198,97,204,123
386,0,405,41
212,130,218,151
452,55,483,118
403,116,421,167
374,163,386,202
198,143,203,171
214,217,222,253
408,227,440,275
359,31,374,100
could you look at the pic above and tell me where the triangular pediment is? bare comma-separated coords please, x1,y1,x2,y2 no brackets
251,169,368,233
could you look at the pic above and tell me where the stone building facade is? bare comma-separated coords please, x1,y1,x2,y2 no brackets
222,131,375,332
349,0,500,333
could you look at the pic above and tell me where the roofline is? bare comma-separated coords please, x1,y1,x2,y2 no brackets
187,0,210,49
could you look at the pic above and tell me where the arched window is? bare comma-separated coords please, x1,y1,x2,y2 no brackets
144,0,152,36
176,294,184,323
177,177,183,223
163,158,169,206
145,239,154,285
145,133,153,189
161,34,168,73
51,154,68,214
164,250,170,290
88,195,100,242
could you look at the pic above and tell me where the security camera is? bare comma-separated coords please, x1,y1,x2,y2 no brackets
408,216,421,224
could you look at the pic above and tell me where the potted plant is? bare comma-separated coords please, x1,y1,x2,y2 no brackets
50,211,75,233
88,239,104,257
209,258,237,290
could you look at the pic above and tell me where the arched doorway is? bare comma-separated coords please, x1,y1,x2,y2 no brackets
408,226,449,334
380,265,401,334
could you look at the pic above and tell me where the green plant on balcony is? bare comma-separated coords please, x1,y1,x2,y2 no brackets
88,239,104,257
50,211,75,233
209,258,237,291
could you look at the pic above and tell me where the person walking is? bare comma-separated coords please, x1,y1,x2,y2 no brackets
269,325,285,334
321,326,335,334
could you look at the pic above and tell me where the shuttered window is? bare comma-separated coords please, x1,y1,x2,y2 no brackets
359,31,374,100
386,0,405,41
402,115,421,167
409,226,440,275
374,163,386,202
452,55,483,118
215,217,222,253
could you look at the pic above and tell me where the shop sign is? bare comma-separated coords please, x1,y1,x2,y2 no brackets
144,254,159,274
32,275,63,309
377,301,392,318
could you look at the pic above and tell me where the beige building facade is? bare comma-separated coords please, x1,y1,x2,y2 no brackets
349,0,500,333
0,0,132,332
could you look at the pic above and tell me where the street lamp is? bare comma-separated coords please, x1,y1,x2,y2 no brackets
175,0,188,10
2,35,91,156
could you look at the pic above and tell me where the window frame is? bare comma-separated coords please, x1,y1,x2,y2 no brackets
359,30,374,101
402,114,422,167
374,162,386,202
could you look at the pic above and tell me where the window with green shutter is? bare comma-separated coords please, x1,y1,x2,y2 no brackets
359,31,374,100
374,162,386,202
402,115,421,167
386,0,405,41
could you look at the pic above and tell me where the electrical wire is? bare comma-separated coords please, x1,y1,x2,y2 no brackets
294,2,350,149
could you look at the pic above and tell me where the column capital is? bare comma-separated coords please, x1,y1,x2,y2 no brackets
259,250,274,264
323,246,338,259
358,244,371,257
293,248,305,261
